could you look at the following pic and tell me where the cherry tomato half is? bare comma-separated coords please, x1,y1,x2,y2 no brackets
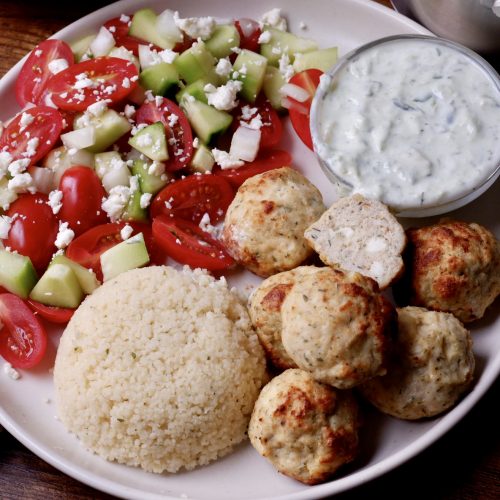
103,16,160,56
15,39,74,107
152,216,234,271
0,106,63,166
5,193,59,273
214,149,292,189
234,19,262,53
58,166,109,236
150,174,234,224
0,293,47,369
66,221,164,281
27,300,75,324
135,97,193,171
46,57,138,111
287,69,323,150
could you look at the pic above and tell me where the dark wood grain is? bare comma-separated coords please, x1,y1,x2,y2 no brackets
0,1,498,499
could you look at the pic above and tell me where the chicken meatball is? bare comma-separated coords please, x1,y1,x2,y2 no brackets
249,266,322,369
405,220,500,323
248,369,360,485
281,267,395,389
222,167,325,277
360,307,475,420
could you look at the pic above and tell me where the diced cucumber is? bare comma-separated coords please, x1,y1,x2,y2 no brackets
233,49,268,103
100,233,150,281
0,249,37,299
174,41,218,84
139,62,179,95
293,48,338,73
129,8,175,50
263,66,286,110
128,122,168,162
30,263,84,309
260,28,318,66
205,25,240,59
71,34,95,62
50,255,100,294
94,151,125,178
131,159,169,195
190,144,215,173
0,178,18,211
122,189,148,222
181,97,232,144
175,78,210,104
74,109,131,154
108,46,140,70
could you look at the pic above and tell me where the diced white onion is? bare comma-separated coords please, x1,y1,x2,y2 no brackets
90,26,116,57
280,83,310,102
281,97,309,115
156,9,183,43
102,166,131,193
61,126,96,150
230,125,261,162
28,166,54,194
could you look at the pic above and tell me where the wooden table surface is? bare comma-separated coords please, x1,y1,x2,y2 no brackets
0,1,499,499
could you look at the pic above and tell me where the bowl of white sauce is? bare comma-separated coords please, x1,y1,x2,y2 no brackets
310,35,500,217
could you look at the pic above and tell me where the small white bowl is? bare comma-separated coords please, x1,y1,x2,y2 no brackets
310,35,500,217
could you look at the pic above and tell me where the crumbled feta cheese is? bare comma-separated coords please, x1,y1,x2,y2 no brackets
260,8,287,31
204,80,243,111
47,190,63,215
86,99,109,117
159,49,178,64
124,104,136,119
122,77,131,88
148,161,165,176
131,123,148,136
230,46,242,54
34,49,43,57
55,221,75,249
0,151,13,178
8,172,34,193
48,58,69,75
241,105,258,121
0,215,13,239
258,30,272,44
279,53,294,81
215,57,232,77
193,137,200,149
173,13,216,40
241,113,263,130
3,362,20,380
19,112,35,131
120,14,130,23
22,137,39,158
103,84,117,95
120,223,134,240
299,21,308,30
74,73,94,90
139,192,152,209
198,212,219,237
167,113,178,128
136,133,153,148
212,149,244,169
7,158,30,176
101,185,131,221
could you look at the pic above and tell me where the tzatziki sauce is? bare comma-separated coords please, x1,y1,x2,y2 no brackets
312,37,500,211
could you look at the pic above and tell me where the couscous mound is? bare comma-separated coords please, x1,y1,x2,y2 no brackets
54,266,267,473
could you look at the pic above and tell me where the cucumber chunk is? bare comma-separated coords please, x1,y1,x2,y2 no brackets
131,159,169,195
122,189,148,222
181,97,232,144
70,34,95,62
260,28,318,66
100,233,150,282
0,249,37,299
293,48,338,73
128,122,168,162
30,263,84,309
50,255,99,294
129,8,175,50
205,25,240,59
233,49,268,103
139,62,179,95
174,41,217,84
263,66,286,110
190,144,215,173
74,110,131,154
175,78,210,104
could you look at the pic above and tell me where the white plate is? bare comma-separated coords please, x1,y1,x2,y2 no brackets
0,1,499,499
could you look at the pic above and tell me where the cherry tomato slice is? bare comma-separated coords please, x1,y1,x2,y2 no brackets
233,96,283,149
0,293,47,369
58,166,109,236
135,97,193,171
27,300,75,324
234,19,262,53
287,69,323,150
0,106,63,166
66,221,164,281
15,39,74,107
152,216,234,271
214,149,292,189
5,194,59,273
150,175,234,224
46,57,138,111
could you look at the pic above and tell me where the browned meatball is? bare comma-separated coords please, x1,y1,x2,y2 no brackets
405,220,500,323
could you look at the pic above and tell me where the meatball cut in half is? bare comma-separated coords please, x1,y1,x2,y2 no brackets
360,307,475,420
249,369,360,485
281,267,395,389
222,167,325,277
248,266,322,369
405,219,500,323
